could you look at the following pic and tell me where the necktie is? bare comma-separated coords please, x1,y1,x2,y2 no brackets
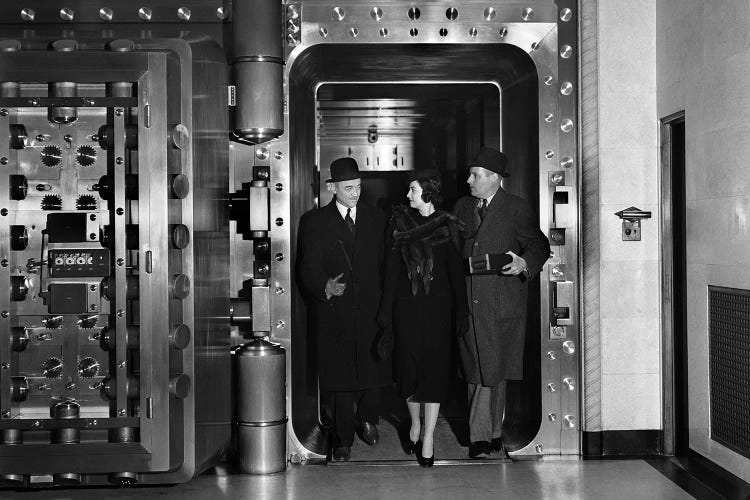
478,198,488,222
345,208,356,235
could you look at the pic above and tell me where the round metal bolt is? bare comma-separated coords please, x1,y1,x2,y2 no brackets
563,377,575,391
0,311,8,318
548,413,557,422
439,28,448,37
275,217,284,226
349,28,358,38
531,42,540,51
275,183,283,192
21,8,35,21
274,151,284,160
560,156,574,169
116,258,124,266
545,113,554,122
469,27,478,37
99,7,114,21
562,340,575,354
216,7,229,20
275,287,286,295
276,320,286,329
117,360,126,368
115,108,124,116
0,109,7,116
115,157,124,165
89,214,96,221
29,98,39,106
319,27,328,38
445,7,458,21
116,309,124,318
89,304,97,311
547,382,556,392
118,409,126,416
544,76,553,86
379,28,389,37
89,233,96,240
116,208,124,215
275,252,284,262
560,8,573,22
138,7,152,21
89,284,97,291
535,444,543,454
177,7,191,21
484,7,496,21
1,411,9,418
409,28,419,37
560,81,574,95
522,7,534,21
560,119,574,132
66,382,76,390
0,209,7,216
0,157,8,165
546,351,556,360
560,45,573,59
545,150,554,159
332,7,345,21
1,260,8,267
371,7,383,21
255,147,269,160
563,415,576,429
408,7,420,20
60,8,74,21
32,420,41,428
1,362,9,369
498,27,508,38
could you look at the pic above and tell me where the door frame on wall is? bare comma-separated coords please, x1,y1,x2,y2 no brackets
659,110,686,456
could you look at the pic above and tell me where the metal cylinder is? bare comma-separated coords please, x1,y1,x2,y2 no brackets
48,81,78,124
232,338,287,474
50,401,82,485
231,0,283,144
1,429,26,487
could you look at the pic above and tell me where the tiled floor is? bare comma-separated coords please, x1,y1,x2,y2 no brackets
4,460,695,500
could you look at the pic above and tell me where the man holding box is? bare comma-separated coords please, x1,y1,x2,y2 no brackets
454,147,551,460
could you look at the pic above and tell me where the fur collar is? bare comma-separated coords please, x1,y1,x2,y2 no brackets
390,205,469,295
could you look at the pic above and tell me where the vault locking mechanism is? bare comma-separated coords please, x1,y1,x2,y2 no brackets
615,206,652,241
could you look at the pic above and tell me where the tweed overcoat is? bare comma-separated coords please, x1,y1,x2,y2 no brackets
297,200,391,392
454,189,550,384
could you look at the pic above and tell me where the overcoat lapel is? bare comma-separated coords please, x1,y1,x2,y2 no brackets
324,201,355,264
475,189,507,242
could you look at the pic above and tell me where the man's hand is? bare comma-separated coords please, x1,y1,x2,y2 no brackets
501,251,528,276
325,273,347,300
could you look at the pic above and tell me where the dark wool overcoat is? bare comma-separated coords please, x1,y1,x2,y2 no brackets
454,189,550,384
297,200,391,392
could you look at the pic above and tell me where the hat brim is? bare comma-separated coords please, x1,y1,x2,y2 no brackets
326,174,361,183
466,162,510,178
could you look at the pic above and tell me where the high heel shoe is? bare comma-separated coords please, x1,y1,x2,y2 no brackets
405,439,419,455
420,454,434,468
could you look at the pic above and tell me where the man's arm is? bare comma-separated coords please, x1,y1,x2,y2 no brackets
297,212,335,302
512,199,551,277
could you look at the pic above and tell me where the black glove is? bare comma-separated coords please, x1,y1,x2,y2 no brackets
456,313,470,338
376,327,394,361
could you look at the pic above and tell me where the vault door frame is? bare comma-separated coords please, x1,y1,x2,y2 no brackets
268,1,581,461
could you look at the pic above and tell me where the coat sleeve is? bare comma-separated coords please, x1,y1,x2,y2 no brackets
513,199,551,277
446,241,469,316
297,212,332,303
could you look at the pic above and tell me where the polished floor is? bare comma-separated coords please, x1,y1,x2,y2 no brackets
3,459,697,500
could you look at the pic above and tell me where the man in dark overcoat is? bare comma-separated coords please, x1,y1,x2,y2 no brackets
297,157,391,462
454,148,551,460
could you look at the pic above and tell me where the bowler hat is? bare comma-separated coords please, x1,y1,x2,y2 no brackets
467,147,510,177
327,157,361,183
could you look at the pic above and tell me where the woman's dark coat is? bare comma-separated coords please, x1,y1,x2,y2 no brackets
454,189,550,384
297,200,391,392
379,209,468,403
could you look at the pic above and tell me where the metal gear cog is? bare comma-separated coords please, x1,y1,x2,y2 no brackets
75,145,97,167
40,145,62,167
76,194,97,210
42,357,63,379
77,357,100,379
41,194,63,210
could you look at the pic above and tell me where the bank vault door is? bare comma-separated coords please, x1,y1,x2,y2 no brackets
266,1,580,459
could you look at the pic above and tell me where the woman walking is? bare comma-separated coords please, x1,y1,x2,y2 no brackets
378,170,469,467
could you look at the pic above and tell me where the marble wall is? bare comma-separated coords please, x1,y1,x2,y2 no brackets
591,1,661,430
657,0,750,481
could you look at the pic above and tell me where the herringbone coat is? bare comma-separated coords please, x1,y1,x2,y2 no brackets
454,189,550,384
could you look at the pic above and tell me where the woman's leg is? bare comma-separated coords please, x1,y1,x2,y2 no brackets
406,398,421,442
422,402,440,458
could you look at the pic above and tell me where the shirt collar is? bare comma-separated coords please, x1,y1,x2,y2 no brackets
335,200,356,221
478,192,496,206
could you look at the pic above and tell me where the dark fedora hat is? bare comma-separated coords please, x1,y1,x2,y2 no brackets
327,157,361,183
467,147,510,177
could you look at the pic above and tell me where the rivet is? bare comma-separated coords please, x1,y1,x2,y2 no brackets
116,309,124,318
332,7,345,21
276,320,286,329
138,7,152,21
116,208,124,215
543,76,553,86
560,8,573,22
371,7,383,21
274,151,284,160
275,217,284,226
468,27,478,37
118,409,126,416
1,209,7,216
1,260,8,267
177,7,191,21
0,311,8,318
535,444,543,454
522,7,534,21
548,413,557,422
544,113,554,122
498,27,508,38
0,157,8,165
562,340,575,354
379,28,389,37
216,7,229,20
546,351,556,360
484,7,496,21
410,28,419,37
99,7,114,21
117,360,126,368
275,253,284,262
319,27,328,38
0,109,7,116
59,7,74,21
545,150,554,159
20,8,35,21
349,28,358,38
560,45,573,59
275,183,283,192
560,119,574,132
560,156,574,169
560,82,574,95
275,287,286,295
116,258,124,266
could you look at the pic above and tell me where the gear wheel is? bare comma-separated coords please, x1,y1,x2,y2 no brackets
41,194,63,210
75,145,97,167
42,357,63,379
77,314,98,329
77,357,100,379
40,145,62,167
76,194,97,211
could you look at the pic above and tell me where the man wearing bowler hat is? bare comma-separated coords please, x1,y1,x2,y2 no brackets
454,147,550,460
297,157,391,462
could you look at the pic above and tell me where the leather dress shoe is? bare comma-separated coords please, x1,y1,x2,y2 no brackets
357,421,379,446
332,446,351,462
418,452,434,468
490,437,512,462
469,441,491,459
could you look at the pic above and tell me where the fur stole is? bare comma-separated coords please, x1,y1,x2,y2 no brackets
390,205,469,295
